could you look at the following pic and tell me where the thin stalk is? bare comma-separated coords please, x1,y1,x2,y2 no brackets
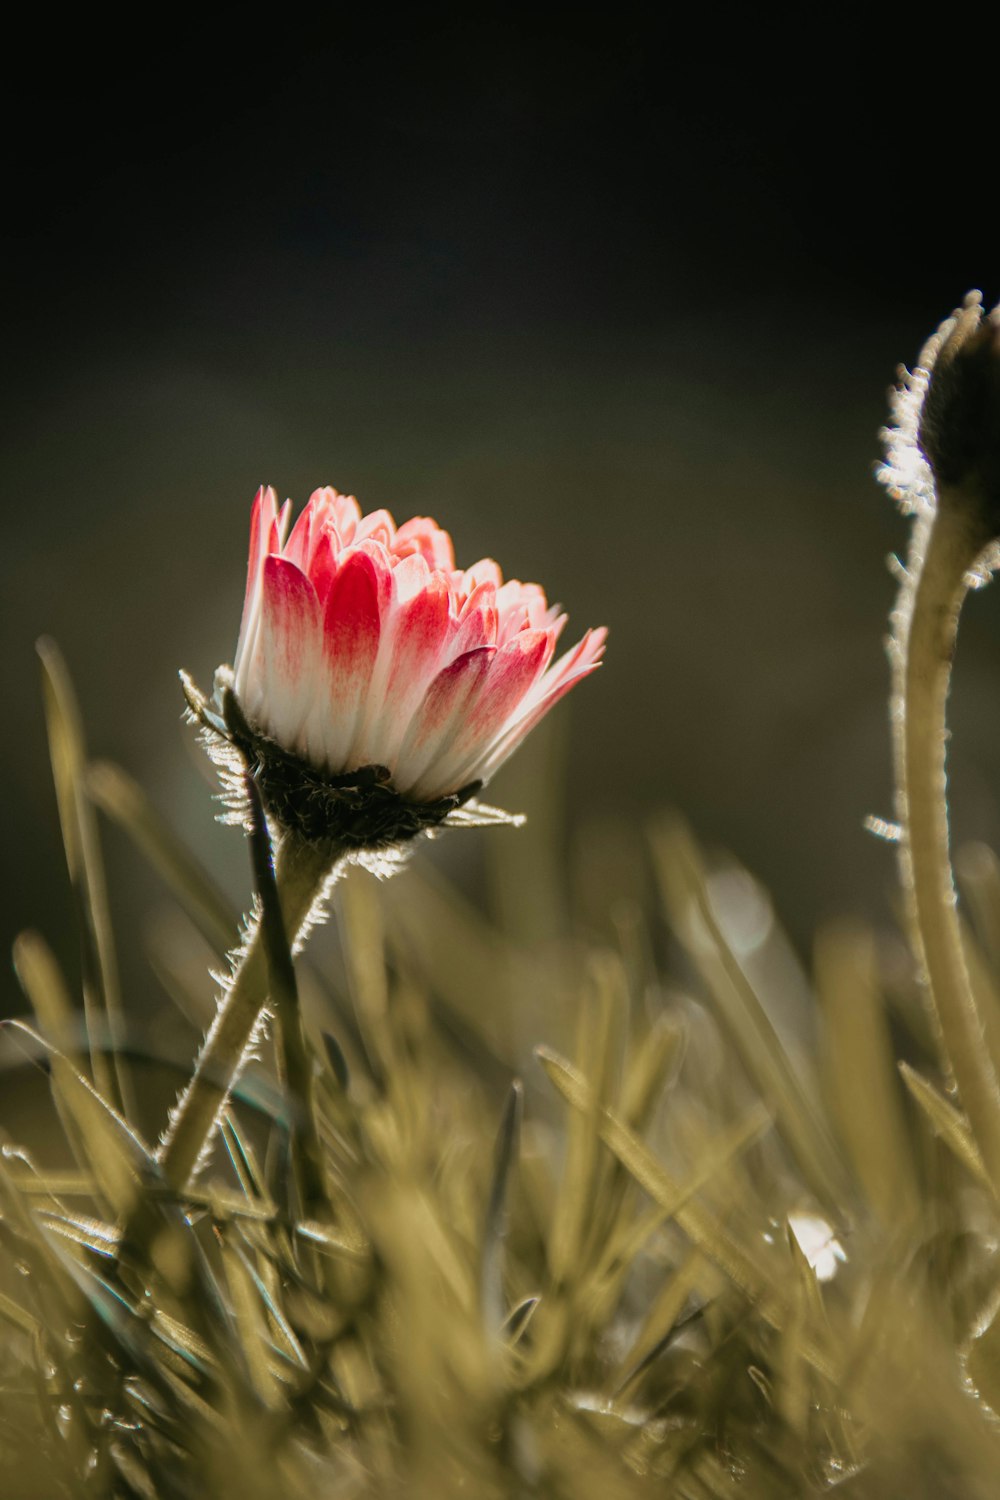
897,498,1000,1190
244,777,331,1218
158,831,339,1195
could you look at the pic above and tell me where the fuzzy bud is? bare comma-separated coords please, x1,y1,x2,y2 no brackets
917,291,1000,539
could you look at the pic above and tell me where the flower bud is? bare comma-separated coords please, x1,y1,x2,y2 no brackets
917,291,1000,539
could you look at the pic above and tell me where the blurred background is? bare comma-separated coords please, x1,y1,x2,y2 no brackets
2,12,998,1018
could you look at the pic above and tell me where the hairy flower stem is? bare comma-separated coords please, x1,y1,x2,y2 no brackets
158,832,339,1196
898,499,1000,1191
244,777,332,1219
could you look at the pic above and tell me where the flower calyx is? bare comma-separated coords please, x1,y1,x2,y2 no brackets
181,668,522,852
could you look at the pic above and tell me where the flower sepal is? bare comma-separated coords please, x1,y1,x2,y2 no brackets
181,667,524,851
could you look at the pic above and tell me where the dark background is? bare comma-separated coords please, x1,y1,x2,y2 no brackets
3,13,998,1015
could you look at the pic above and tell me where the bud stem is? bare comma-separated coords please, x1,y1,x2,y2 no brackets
897,498,1000,1190
158,832,339,1195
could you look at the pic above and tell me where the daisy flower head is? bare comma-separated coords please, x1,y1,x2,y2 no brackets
185,486,606,850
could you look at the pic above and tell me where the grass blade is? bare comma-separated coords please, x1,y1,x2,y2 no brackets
547,970,622,1285
12,932,152,1216
88,759,238,956
37,637,130,1118
481,1080,523,1335
652,815,849,1213
900,1061,991,1189
816,919,919,1224
536,1045,836,1378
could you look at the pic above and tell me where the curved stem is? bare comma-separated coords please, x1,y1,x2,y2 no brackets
898,499,1000,1190
158,832,339,1195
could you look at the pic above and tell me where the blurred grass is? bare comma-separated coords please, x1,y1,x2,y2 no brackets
4,659,1000,1495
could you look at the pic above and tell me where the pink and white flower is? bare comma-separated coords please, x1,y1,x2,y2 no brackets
231,486,606,807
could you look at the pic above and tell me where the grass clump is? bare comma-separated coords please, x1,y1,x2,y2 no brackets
2,648,1000,1498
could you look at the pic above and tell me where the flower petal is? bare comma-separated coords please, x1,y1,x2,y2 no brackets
283,498,315,572
330,491,362,541
477,627,607,782
246,555,321,758
353,570,451,766
355,508,396,549
462,558,504,592
448,580,498,659
234,485,279,696
317,549,383,768
393,516,456,571
393,646,496,793
409,628,550,800
305,525,340,605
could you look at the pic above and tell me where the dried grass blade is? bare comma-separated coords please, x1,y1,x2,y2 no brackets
652,816,848,1213
502,1294,540,1346
900,1061,991,1188
293,1219,368,1260
0,1156,85,1333
619,1015,683,1135
220,1241,283,1407
816,920,919,1224
0,1288,39,1337
338,867,394,1085
956,840,1000,975
88,758,238,956
37,1212,120,1259
219,1113,266,1203
481,1079,523,1334
3,1169,96,1200
228,1242,308,1370
12,935,152,1216
547,976,621,1285
379,865,520,1067
37,638,130,1118
961,926,1000,1113
27,1034,146,1216
615,1250,704,1396
537,1046,836,1378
